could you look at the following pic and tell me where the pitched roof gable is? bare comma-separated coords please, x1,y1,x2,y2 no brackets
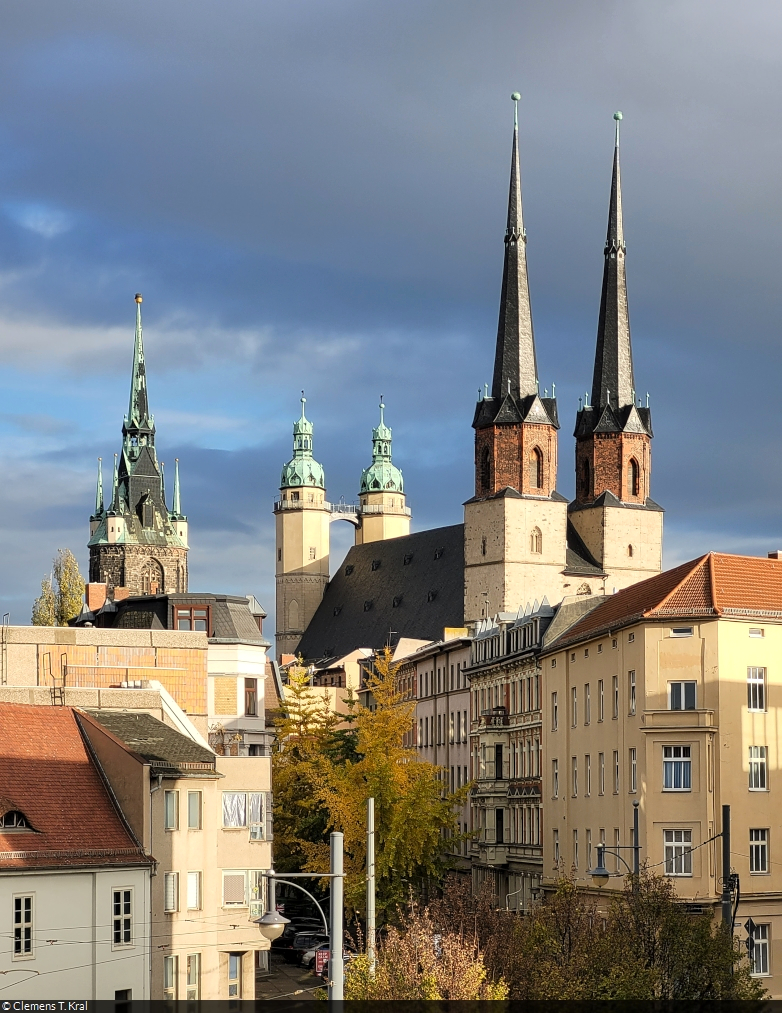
0,705,149,869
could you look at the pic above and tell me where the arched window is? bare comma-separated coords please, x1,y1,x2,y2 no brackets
530,527,542,554
581,457,590,496
288,599,299,630
140,559,164,595
628,458,640,498
530,448,543,489
481,536,487,557
480,447,492,492
628,544,634,558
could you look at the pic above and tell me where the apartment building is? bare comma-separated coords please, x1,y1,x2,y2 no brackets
0,705,153,1000
542,552,782,996
78,709,272,1000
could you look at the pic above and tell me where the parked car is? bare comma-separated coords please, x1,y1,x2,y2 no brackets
271,918,325,954
302,940,330,970
287,929,329,965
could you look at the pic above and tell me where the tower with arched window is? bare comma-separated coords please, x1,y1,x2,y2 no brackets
464,100,583,621
569,114,662,589
274,395,331,659
355,400,411,545
88,295,188,597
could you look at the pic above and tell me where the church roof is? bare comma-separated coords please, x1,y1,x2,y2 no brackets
295,524,465,661
545,552,782,651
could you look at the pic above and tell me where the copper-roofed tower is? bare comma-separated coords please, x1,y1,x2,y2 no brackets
569,114,663,589
355,398,411,545
88,295,188,596
464,95,579,622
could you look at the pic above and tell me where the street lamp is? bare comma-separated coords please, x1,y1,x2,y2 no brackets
589,800,640,889
254,831,345,1001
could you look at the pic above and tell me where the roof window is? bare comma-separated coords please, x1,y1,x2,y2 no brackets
403,553,413,565
0,810,31,831
434,547,444,560
392,596,403,608
427,590,438,602
333,606,342,617
363,600,373,611
345,565,354,576
371,559,381,571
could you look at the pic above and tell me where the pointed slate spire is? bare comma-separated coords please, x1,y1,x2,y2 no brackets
160,461,167,510
491,92,539,401
591,112,635,411
127,294,152,430
94,457,104,515
172,458,182,516
110,453,119,511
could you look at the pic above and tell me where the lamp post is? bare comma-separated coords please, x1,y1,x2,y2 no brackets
256,832,345,1000
589,800,641,891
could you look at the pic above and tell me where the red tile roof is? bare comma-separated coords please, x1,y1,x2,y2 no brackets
0,705,151,869
547,552,782,649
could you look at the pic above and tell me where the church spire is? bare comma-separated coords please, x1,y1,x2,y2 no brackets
125,293,154,438
591,112,635,411
491,92,539,401
94,457,104,516
172,458,182,517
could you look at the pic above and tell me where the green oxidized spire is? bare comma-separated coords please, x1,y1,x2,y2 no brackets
94,457,104,516
172,458,184,518
127,294,153,429
110,453,119,511
280,393,326,490
360,397,404,494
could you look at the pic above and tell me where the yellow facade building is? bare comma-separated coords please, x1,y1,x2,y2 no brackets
542,552,782,995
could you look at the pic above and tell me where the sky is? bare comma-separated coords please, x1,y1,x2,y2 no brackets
1,0,782,626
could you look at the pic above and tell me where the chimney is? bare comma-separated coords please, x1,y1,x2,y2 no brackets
85,583,108,612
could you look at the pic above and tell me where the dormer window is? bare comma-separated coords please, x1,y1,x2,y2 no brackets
1,810,31,831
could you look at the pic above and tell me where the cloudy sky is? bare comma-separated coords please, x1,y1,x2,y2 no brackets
1,0,781,625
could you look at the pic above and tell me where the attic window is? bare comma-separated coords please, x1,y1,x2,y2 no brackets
0,811,30,830
749,628,764,638
371,559,381,571
628,633,635,643
670,627,693,638
427,590,438,603
345,565,354,576
333,606,342,617
434,547,444,560
363,600,373,611
392,596,403,608
176,607,209,633
403,553,413,565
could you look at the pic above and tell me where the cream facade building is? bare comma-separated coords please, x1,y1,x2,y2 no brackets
542,552,782,996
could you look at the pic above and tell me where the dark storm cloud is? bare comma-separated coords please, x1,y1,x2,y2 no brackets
1,0,781,622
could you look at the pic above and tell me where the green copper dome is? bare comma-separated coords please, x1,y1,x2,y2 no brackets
360,400,404,494
280,395,325,490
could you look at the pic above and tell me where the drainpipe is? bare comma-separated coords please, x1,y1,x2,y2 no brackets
149,774,162,998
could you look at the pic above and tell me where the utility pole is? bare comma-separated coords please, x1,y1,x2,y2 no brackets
721,804,732,927
367,797,376,975
329,832,345,1000
632,800,640,890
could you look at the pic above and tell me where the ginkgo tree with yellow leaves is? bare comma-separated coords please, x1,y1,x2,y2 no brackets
272,649,469,919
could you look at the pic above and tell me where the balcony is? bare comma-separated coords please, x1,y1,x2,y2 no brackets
508,777,541,799
481,706,509,728
641,709,717,731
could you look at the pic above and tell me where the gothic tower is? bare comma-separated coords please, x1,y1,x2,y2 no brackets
569,113,663,588
464,96,569,622
355,399,411,545
89,294,188,595
274,395,331,659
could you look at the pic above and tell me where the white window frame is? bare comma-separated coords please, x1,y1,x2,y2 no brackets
663,745,692,791
750,829,769,874
598,752,605,795
12,894,34,959
187,791,203,830
670,627,693,638
223,870,248,907
186,952,201,1001
613,750,620,794
228,953,242,998
552,759,559,798
571,756,578,797
669,681,697,711
598,680,604,722
628,671,636,715
164,872,179,913
748,668,766,712
751,923,770,976
629,747,637,792
553,828,560,865
612,676,619,719
164,790,179,831
112,887,133,948
585,754,591,796
664,829,693,876
584,684,590,725
163,954,178,999
551,692,558,731
187,871,202,911
571,687,577,727
749,746,768,791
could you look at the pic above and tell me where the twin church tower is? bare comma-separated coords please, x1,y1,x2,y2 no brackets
275,102,663,659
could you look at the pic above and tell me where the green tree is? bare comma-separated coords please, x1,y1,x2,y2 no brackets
31,549,86,626
304,648,469,917
31,577,57,626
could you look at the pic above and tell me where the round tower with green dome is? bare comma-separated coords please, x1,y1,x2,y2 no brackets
274,394,331,659
356,399,411,545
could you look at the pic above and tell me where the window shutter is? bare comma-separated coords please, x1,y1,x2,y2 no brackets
223,873,246,905
164,873,178,912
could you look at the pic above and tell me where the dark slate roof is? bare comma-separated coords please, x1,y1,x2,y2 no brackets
82,710,218,775
295,524,465,661
565,521,605,576
568,491,664,515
